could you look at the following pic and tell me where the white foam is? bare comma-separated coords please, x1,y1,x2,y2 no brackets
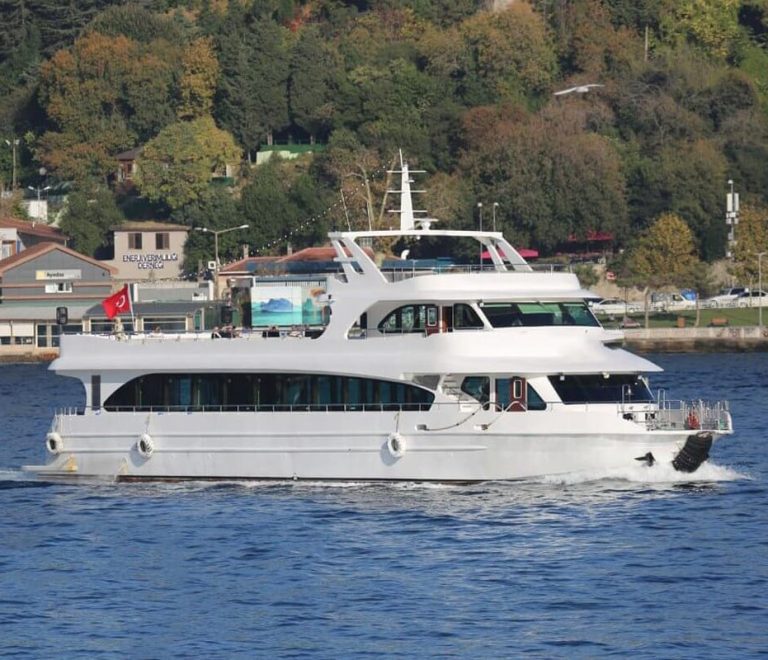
537,461,747,486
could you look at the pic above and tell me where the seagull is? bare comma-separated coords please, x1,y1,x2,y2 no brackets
553,83,605,96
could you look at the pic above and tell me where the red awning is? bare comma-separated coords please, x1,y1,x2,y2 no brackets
481,247,539,260
567,230,614,242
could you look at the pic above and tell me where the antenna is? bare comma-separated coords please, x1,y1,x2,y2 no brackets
386,150,438,231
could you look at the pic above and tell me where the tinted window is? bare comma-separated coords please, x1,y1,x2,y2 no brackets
104,373,435,412
480,302,599,328
549,374,653,404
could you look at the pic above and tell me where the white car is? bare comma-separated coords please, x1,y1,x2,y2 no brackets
650,293,697,312
705,287,748,308
736,290,768,307
589,298,640,316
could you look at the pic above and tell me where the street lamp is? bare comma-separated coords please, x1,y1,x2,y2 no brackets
28,184,51,201
758,251,766,331
4,138,20,190
492,202,499,232
195,223,249,300
194,224,250,270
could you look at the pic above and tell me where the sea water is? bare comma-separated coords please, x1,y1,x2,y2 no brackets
0,354,766,658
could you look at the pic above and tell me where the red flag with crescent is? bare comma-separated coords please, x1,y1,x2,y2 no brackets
102,284,132,319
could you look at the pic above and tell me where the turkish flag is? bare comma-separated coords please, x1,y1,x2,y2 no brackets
102,284,132,319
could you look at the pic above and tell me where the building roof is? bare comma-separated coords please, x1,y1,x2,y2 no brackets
112,221,190,233
0,242,118,276
219,256,280,274
115,147,142,161
0,217,68,242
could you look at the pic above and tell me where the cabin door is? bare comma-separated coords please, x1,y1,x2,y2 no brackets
496,377,527,412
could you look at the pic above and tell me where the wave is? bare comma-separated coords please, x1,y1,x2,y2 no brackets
537,461,747,486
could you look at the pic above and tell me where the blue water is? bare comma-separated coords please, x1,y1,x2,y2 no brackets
0,354,766,658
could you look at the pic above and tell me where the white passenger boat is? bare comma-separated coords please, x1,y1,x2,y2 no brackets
26,157,733,482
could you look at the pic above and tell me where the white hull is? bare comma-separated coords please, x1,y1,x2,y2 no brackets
27,409,718,482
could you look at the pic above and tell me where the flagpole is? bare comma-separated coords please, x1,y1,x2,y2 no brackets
128,283,135,333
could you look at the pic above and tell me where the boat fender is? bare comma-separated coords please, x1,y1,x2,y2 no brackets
46,432,63,455
386,432,406,459
672,432,713,473
137,433,154,459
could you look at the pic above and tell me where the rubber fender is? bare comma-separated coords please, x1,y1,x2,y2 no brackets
672,432,713,473
46,432,63,455
386,432,406,459
137,433,154,459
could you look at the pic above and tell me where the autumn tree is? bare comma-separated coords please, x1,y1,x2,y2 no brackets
134,116,241,210
624,212,701,326
178,37,220,120
730,203,768,284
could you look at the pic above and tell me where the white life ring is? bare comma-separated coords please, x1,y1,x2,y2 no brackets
137,433,154,458
386,432,406,459
46,432,63,455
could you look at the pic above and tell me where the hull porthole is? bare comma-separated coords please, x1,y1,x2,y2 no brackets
46,432,63,455
137,433,155,459
386,432,406,459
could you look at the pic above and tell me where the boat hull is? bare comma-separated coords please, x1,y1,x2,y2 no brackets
25,410,724,482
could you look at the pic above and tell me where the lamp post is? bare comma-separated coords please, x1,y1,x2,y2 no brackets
758,251,766,331
4,138,19,190
492,202,499,232
477,202,483,267
194,224,249,298
27,184,51,222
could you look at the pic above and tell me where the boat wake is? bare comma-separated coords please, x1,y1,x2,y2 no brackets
537,461,747,486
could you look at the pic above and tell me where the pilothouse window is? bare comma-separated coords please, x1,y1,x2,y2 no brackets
549,374,653,404
480,302,599,328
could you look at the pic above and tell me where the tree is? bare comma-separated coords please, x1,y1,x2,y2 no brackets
134,116,241,210
624,212,701,326
214,13,289,152
60,186,124,257
288,26,339,142
177,37,220,120
730,203,768,284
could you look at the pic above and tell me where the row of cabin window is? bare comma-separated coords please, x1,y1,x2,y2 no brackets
128,232,170,250
103,373,435,411
460,374,653,407
377,302,599,333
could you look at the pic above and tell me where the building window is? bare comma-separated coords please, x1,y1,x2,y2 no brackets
128,233,142,250
44,282,73,294
156,232,170,250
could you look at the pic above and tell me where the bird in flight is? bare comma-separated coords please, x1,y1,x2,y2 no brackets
553,84,605,96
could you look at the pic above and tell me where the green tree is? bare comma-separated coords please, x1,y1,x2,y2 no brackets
288,26,339,142
214,14,289,152
134,116,241,210
624,212,701,325
60,186,124,257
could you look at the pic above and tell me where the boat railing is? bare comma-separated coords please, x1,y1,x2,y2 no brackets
620,399,732,432
382,263,569,282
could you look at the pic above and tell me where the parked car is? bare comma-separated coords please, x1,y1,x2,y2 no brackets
589,298,640,316
650,292,697,312
736,290,768,307
704,287,748,308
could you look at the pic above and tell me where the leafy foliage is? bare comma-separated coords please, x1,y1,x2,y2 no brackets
134,116,241,210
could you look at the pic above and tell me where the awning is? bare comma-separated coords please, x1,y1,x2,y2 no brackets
481,247,539,260
567,230,614,242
